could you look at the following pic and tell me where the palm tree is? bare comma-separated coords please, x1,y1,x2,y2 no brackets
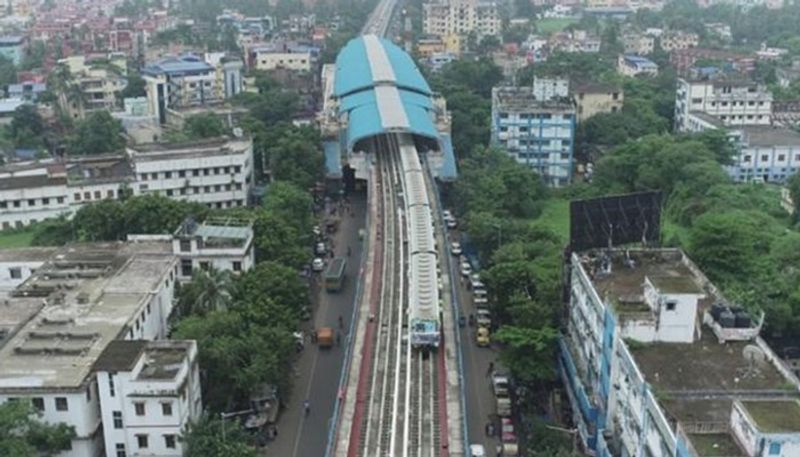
191,268,233,315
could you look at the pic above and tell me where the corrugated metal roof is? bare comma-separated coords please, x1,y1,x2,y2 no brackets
334,35,439,148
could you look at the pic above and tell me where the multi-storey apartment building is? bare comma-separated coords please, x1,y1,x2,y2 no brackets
573,83,624,122
0,136,254,230
658,30,699,52
422,0,501,39
0,36,24,65
622,32,654,55
675,78,773,132
57,55,129,119
0,243,201,457
95,340,201,457
561,248,800,457
167,216,255,278
249,42,316,72
491,84,576,186
143,54,244,125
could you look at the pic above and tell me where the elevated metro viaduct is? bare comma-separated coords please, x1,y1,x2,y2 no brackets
321,34,457,182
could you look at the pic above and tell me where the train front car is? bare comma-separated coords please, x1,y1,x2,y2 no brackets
399,134,442,350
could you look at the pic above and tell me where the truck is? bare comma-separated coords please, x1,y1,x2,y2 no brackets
324,257,347,292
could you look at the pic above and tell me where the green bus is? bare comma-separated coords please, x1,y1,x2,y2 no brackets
324,257,347,292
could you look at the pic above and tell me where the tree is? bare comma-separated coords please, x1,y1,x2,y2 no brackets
265,127,323,189
0,55,16,88
182,416,257,457
179,268,234,316
234,261,309,321
263,181,315,237
494,325,558,385
10,105,45,150
0,400,75,457
184,113,228,139
120,73,146,99
788,172,800,222
67,111,126,155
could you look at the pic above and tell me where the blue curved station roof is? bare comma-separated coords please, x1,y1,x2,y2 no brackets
334,35,438,148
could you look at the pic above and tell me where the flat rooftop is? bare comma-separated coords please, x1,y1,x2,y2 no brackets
136,343,190,381
583,249,713,317
630,330,787,392
742,126,800,147
128,136,251,162
688,433,745,457
742,400,800,433
0,243,175,391
492,86,574,112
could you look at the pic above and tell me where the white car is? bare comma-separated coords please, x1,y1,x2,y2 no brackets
315,242,327,255
443,209,453,220
312,258,325,272
450,242,462,256
469,444,486,457
461,262,472,277
446,218,458,229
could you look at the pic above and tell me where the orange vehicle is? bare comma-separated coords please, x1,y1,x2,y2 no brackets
317,327,334,348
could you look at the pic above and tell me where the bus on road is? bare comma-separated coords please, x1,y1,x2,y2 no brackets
324,257,347,292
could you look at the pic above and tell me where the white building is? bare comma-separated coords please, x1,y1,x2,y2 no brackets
0,137,254,230
95,340,202,457
674,78,773,132
423,0,501,38
533,76,570,101
561,248,800,457
170,217,255,278
249,43,315,72
617,54,658,77
143,54,244,125
128,137,254,209
0,243,196,457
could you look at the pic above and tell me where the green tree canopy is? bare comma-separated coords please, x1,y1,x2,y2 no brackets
0,400,75,457
182,415,257,457
67,111,126,155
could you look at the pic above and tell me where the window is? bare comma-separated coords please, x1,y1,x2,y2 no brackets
762,155,769,162
150,173,157,180
9,267,21,279
691,97,702,104
164,434,176,449
74,193,81,201
32,397,44,412
178,170,186,178
779,154,786,161
57,196,64,204
200,261,210,271
744,155,752,162
162,402,173,416
165,171,172,178
115,443,126,457
203,169,210,176
55,397,68,411
136,434,148,449
233,261,242,272
108,374,115,397
146,303,151,315
139,184,148,191
166,189,174,196
107,190,114,198
140,173,148,180
769,442,781,455
666,301,677,311
234,166,242,173
86,384,92,401
181,259,192,277
193,169,199,177
84,192,90,200
134,402,145,416
113,411,123,429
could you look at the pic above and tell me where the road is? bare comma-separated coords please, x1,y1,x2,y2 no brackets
265,192,367,457
444,225,503,455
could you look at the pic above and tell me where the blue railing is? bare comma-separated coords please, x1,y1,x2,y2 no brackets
324,185,372,457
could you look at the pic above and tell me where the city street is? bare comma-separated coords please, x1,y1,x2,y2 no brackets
444,226,504,454
265,192,366,457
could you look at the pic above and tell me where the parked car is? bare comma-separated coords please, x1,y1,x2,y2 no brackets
461,262,472,277
315,242,327,255
476,309,492,328
492,373,510,397
443,209,453,220
312,258,325,272
447,218,458,229
450,242,462,256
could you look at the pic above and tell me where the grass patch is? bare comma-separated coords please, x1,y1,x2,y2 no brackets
535,18,578,35
0,229,35,248
743,400,800,433
689,433,743,456
534,197,569,243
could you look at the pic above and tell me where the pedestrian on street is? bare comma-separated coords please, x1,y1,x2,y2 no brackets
303,400,310,417
487,361,494,376
311,331,317,344
336,331,341,346
338,315,344,329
